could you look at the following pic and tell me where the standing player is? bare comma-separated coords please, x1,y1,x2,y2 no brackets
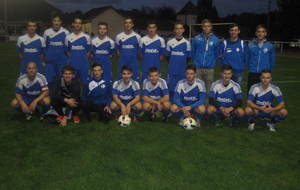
111,65,142,121
139,21,165,82
165,22,191,98
246,24,275,92
11,62,50,120
245,70,288,132
115,18,141,80
142,67,171,121
207,64,244,126
219,24,246,85
17,20,45,74
91,22,115,82
82,64,112,123
43,15,69,91
191,19,220,93
170,65,206,125
65,17,91,82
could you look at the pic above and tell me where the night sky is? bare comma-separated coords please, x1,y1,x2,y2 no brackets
47,0,278,17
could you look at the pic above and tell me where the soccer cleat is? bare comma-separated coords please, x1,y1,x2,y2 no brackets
56,116,64,123
72,116,80,124
25,112,32,121
248,123,255,131
267,122,276,132
214,120,222,127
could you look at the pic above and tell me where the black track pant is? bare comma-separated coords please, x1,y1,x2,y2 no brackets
52,98,80,116
81,101,110,121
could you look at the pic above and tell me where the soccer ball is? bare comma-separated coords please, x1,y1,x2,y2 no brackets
181,117,197,130
118,115,131,127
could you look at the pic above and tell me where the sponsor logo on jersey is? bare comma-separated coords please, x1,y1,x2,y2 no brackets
120,95,133,100
96,50,109,54
183,96,197,101
171,51,184,56
145,49,159,53
256,100,271,106
71,45,85,50
27,90,42,96
50,41,63,46
24,48,38,53
122,45,134,49
217,97,232,103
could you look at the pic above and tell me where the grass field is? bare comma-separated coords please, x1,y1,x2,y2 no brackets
0,42,300,190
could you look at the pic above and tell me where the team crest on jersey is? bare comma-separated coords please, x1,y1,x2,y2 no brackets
263,48,268,53
236,48,240,52
209,41,214,46
101,84,106,88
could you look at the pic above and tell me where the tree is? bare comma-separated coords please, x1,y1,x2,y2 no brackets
196,0,219,23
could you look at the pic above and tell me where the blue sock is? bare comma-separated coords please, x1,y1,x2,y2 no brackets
162,109,170,117
132,109,142,117
194,112,204,120
173,111,184,119
271,115,287,124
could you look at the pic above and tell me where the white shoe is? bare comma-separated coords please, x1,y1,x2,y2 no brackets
267,122,276,132
248,123,255,131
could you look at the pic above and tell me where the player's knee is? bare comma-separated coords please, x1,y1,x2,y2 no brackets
41,97,51,106
207,105,216,115
279,108,288,117
170,104,179,113
11,98,19,108
110,102,118,110
133,102,142,110
245,107,253,115
162,101,171,109
142,102,151,111
195,105,206,114
235,108,245,117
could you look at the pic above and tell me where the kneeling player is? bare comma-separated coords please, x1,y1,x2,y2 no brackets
207,64,244,127
11,62,50,120
142,67,171,121
170,65,206,125
111,65,142,121
52,65,81,126
245,70,288,132
82,63,112,123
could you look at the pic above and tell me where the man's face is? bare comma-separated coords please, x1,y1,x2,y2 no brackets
124,19,134,31
63,70,74,82
122,70,132,82
52,17,62,31
186,69,196,82
27,22,37,34
147,24,157,37
174,24,184,37
26,62,37,78
256,28,267,40
202,22,212,34
98,25,108,36
149,71,159,84
72,19,82,32
229,26,240,39
261,72,272,86
221,69,233,83
93,66,103,79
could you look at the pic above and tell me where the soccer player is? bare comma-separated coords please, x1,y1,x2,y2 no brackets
219,24,246,85
246,24,275,92
245,70,288,132
115,17,141,80
165,22,191,98
81,63,112,123
142,67,171,121
17,20,45,74
111,65,142,121
139,21,165,82
11,62,50,120
43,15,69,91
170,65,206,125
65,17,91,82
207,64,244,126
52,65,81,126
91,22,115,82
191,19,220,93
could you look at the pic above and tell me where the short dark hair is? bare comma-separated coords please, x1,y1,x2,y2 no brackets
221,64,233,72
121,65,132,73
52,15,62,21
149,67,159,74
261,69,272,74
185,64,196,73
27,19,37,26
229,23,239,30
124,17,134,23
256,24,267,32
147,21,157,27
92,63,102,69
62,65,75,74
73,17,82,23
201,19,212,25
174,22,184,28
98,22,108,27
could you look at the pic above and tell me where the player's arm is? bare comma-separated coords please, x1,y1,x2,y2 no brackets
143,95,159,105
29,90,48,111
189,91,206,109
113,95,125,107
247,100,265,111
15,93,28,109
158,94,169,103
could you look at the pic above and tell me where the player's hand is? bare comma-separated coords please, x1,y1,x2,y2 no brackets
21,103,30,113
60,116,67,127
264,105,274,113
183,111,191,117
29,100,38,112
126,104,131,115
182,106,191,113
67,98,78,107
104,106,112,114
155,101,162,111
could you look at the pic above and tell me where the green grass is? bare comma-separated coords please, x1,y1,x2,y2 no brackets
0,42,300,190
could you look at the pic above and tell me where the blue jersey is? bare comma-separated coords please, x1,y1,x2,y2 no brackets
112,79,141,105
166,37,191,75
220,39,246,73
91,36,115,64
210,79,242,108
17,34,45,73
248,83,283,107
66,32,91,66
191,33,220,69
43,27,69,62
246,39,275,73
15,73,48,103
173,78,206,108
115,31,141,58
140,35,165,72
82,77,112,106
142,78,169,100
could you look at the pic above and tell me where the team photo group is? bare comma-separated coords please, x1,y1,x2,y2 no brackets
12,15,288,131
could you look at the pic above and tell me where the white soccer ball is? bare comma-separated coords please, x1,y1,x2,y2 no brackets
118,115,131,127
182,117,197,130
